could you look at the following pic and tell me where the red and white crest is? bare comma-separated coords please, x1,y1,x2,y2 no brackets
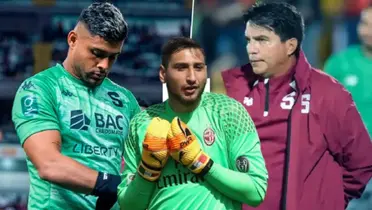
203,127,215,146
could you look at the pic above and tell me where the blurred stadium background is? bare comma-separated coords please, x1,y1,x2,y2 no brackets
0,0,191,209
192,0,370,90
192,0,372,209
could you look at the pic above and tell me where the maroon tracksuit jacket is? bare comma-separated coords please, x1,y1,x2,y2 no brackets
221,51,372,210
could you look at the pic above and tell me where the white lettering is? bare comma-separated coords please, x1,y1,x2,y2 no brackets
301,94,311,114
280,92,296,110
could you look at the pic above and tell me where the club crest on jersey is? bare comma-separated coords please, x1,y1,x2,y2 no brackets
203,127,215,146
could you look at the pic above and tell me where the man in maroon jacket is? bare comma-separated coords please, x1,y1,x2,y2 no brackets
219,2,372,210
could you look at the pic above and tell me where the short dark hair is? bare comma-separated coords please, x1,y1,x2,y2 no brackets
78,2,128,43
243,2,304,56
161,37,205,69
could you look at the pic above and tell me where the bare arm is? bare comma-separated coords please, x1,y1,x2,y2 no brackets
23,130,98,194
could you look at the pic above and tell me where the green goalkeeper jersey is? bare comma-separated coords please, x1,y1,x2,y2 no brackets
12,64,140,210
118,93,268,210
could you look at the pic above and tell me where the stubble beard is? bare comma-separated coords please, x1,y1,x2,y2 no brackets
166,82,206,107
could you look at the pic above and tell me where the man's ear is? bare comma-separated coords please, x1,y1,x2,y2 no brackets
67,30,78,49
285,38,298,56
159,65,166,83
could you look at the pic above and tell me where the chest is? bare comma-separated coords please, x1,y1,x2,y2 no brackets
161,111,229,166
55,82,131,147
237,87,313,143
188,112,226,156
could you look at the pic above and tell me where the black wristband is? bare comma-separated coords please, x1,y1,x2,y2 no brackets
91,172,121,197
198,158,214,177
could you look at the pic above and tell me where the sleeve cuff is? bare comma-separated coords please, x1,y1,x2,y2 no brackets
20,126,60,146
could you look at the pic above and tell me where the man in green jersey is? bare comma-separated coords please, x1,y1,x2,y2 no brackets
324,5,372,136
11,2,140,210
324,5,372,209
117,37,268,210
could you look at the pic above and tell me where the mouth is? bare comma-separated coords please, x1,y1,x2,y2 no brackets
90,73,105,80
250,60,264,67
250,59,264,63
183,86,198,95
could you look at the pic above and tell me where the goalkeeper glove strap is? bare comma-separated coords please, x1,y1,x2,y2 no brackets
137,160,162,182
189,155,214,177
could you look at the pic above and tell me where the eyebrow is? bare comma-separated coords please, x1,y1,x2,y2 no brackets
246,35,269,40
92,47,121,57
172,62,205,66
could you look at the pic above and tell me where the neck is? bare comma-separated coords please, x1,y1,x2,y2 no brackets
362,45,372,58
168,96,201,113
62,57,79,79
268,55,297,78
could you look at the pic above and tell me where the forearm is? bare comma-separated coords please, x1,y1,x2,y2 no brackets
39,154,98,194
204,163,266,207
118,174,156,210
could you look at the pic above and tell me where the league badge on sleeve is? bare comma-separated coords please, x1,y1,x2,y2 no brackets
203,127,215,146
21,95,39,117
236,156,249,173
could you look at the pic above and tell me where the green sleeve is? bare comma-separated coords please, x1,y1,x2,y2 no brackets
117,116,156,210
205,100,268,207
12,78,60,146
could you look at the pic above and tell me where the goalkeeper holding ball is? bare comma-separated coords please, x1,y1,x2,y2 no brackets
117,37,268,210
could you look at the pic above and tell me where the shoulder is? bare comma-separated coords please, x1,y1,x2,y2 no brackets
103,78,133,96
221,64,253,90
309,68,352,111
325,45,361,67
333,45,361,58
16,66,59,96
202,93,247,115
221,63,252,79
103,78,137,101
130,103,166,127
202,92,237,104
28,66,60,84
142,103,167,119
202,93,255,136
310,68,348,94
